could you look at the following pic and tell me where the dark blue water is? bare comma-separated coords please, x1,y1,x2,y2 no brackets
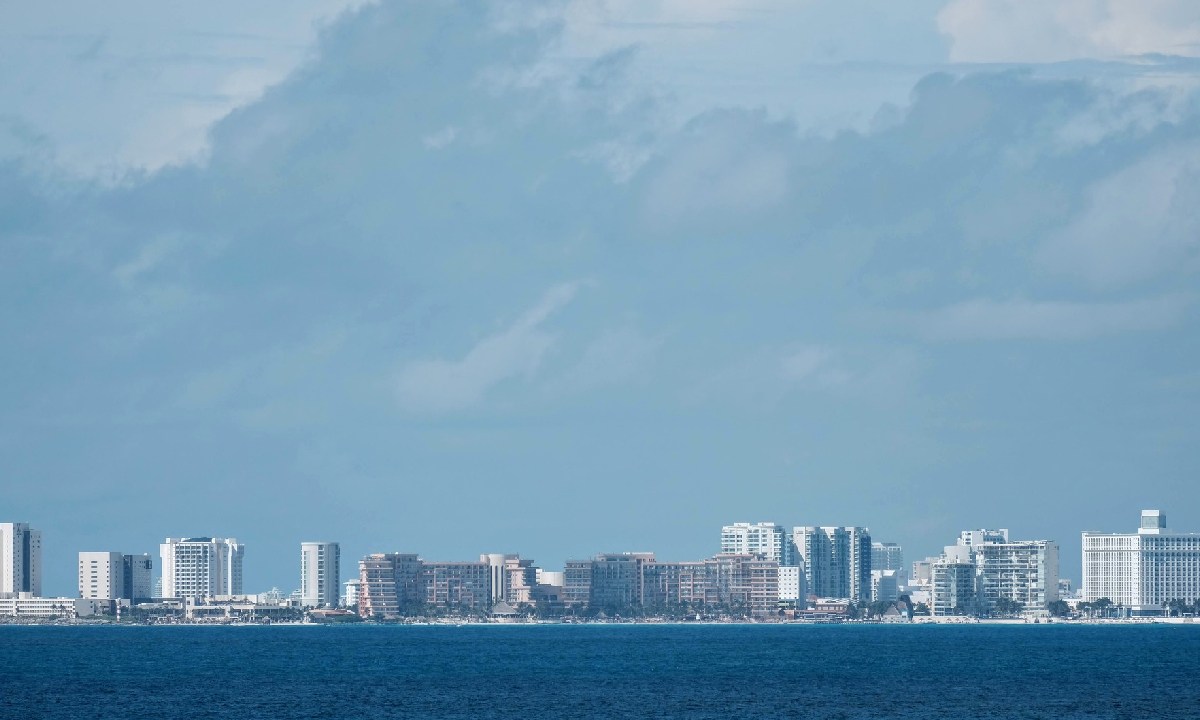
3,624,1198,719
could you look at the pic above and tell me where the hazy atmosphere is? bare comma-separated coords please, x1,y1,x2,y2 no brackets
3,0,1199,596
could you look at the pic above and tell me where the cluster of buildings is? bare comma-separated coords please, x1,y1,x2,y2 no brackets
4,509,1199,621
907,529,1059,616
0,525,344,620
354,523,888,619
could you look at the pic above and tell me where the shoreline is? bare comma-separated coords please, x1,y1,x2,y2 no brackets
2,617,1196,628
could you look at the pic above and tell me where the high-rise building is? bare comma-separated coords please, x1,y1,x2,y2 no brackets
78,552,154,601
1,522,42,596
123,554,154,602
563,560,592,607
970,532,1058,612
422,561,491,609
871,543,904,574
928,529,1059,616
701,554,779,617
356,553,500,618
300,542,341,608
160,537,244,600
78,552,123,600
569,553,782,618
1082,510,1200,615
358,554,407,618
590,553,655,610
482,553,539,605
793,526,872,601
845,527,872,602
931,546,976,616
721,522,797,566
341,578,362,610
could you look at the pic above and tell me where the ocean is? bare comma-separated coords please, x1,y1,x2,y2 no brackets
2,623,1198,719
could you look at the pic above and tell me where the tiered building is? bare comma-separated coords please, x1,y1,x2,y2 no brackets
565,552,781,617
928,529,1059,616
357,553,556,618
1082,510,1200,615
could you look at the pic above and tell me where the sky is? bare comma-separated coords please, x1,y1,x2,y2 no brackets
2,0,1199,596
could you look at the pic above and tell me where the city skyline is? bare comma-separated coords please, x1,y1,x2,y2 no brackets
4,1,1199,602
0,511,1165,599
5,507,1198,623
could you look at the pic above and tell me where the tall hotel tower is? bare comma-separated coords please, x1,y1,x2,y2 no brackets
300,541,341,608
160,537,244,600
1083,510,1200,615
1,522,42,596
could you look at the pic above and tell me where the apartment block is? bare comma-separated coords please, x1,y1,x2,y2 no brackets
357,552,531,618
721,522,797,566
928,529,1059,616
793,526,872,601
931,546,977,616
300,542,341,608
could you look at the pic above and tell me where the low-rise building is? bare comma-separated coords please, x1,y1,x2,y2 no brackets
779,564,808,605
0,593,101,619
341,579,362,610
871,569,899,603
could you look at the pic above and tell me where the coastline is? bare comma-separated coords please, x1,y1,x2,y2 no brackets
2,616,1196,628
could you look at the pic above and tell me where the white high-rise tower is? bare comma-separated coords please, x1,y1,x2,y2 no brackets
160,537,244,600
721,522,797,565
1,522,42,596
300,541,340,608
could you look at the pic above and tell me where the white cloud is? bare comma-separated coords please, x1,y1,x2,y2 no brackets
916,294,1192,340
641,110,793,228
550,326,662,393
0,0,368,175
422,125,459,150
779,345,834,383
395,282,580,413
938,0,1200,63
113,237,177,287
1037,145,1200,288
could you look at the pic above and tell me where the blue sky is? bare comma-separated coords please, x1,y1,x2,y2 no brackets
3,0,1199,596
